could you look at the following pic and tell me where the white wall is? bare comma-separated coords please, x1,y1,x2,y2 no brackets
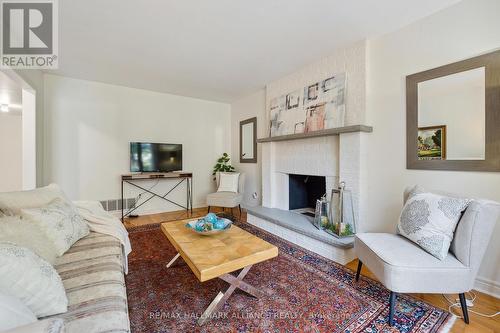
366,0,500,296
22,89,37,189
44,75,231,214
15,70,44,187
0,113,23,191
266,40,367,126
230,89,266,207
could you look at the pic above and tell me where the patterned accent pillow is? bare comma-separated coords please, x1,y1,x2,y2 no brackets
0,184,70,216
0,242,68,318
398,191,471,260
21,199,89,256
0,216,59,264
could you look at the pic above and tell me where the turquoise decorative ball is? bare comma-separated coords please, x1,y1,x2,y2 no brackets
213,219,225,230
205,213,218,224
195,219,206,231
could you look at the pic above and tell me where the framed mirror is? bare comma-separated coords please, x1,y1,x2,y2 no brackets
240,117,257,163
406,50,500,171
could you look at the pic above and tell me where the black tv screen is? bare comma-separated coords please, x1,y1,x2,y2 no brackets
130,142,182,172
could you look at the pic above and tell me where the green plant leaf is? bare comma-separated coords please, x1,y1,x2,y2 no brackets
212,153,236,180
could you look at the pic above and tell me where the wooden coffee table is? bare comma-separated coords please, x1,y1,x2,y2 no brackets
161,219,278,325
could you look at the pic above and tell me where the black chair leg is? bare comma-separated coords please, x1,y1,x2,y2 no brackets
389,291,396,326
207,206,211,213
459,293,470,324
355,261,362,281
239,204,242,217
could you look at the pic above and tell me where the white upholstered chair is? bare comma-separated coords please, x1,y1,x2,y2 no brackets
206,173,245,216
354,187,500,326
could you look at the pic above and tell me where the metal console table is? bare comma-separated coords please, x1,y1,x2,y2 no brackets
121,172,193,222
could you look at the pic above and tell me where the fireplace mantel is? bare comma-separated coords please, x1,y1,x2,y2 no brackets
257,125,373,143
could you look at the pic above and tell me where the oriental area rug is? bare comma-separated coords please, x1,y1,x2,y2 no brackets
125,220,454,333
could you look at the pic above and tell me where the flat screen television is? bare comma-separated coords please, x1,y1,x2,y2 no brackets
130,142,182,172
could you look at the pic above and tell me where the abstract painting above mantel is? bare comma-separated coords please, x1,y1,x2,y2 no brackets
269,73,346,137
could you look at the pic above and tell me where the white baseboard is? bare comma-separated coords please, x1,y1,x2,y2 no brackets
474,277,500,299
110,201,207,219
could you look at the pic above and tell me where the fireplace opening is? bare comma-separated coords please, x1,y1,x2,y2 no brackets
288,174,326,216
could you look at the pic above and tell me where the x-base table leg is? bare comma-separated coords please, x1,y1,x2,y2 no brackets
198,264,265,325
166,253,180,268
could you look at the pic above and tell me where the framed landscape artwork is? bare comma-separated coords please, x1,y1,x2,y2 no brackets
417,125,446,160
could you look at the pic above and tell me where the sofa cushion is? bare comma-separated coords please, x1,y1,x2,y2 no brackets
0,242,68,318
2,318,65,333
0,184,70,216
21,199,90,256
355,233,471,293
46,232,130,333
397,191,470,260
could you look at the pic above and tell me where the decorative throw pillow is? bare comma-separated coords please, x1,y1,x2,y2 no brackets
0,184,71,216
398,191,471,260
0,242,68,317
217,172,240,193
0,292,37,331
0,216,59,264
21,199,89,256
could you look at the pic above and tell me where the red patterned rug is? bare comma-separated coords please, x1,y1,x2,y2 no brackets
125,221,454,333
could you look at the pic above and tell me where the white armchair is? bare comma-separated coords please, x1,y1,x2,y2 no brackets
354,187,500,326
206,173,245,216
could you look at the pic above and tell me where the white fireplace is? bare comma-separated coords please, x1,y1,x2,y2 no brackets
246,131,368,265
247,40,371,264
263,136,338,210
261,133,366,230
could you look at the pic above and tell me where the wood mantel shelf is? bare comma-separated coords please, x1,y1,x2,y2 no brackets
257,125,373,143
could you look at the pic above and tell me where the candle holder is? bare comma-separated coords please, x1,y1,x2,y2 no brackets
326,182,356,238
312,194,329,230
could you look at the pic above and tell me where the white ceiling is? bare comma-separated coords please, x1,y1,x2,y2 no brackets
49,0,461,102
0,71,22,112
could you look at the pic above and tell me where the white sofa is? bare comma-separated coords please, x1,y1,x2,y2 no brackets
44,231,130,332
0,185,131,333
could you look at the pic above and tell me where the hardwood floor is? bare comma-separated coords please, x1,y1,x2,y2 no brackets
123,206,245,229
124,208,500,333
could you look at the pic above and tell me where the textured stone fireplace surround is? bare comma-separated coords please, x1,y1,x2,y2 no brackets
247,40,371,265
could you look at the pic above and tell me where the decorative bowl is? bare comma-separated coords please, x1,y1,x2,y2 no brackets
185,217,232,236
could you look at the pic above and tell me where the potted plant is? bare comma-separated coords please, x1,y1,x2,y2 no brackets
212,153,235,180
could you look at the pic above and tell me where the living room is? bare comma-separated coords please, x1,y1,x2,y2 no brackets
0,0,499,332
